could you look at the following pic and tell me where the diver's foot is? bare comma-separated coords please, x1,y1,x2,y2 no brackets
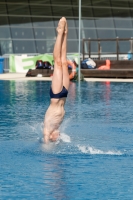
56,17,66,34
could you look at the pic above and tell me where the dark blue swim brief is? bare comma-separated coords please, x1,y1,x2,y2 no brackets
50,86,68,99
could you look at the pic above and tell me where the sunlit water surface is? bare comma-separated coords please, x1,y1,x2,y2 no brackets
0,80,133,199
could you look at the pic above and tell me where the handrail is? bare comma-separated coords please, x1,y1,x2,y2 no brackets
82,37,133,61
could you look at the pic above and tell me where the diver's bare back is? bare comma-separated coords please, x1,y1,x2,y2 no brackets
44,98,66,135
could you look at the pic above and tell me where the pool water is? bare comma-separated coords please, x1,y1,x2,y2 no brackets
0,80,133,199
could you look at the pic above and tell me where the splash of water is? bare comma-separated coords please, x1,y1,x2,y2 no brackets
60,133,71,143
28,121,122,156
60,117,74,133
28,122,44,137
77,145,122,155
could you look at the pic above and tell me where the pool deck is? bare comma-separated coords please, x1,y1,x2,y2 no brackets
0,73,133,82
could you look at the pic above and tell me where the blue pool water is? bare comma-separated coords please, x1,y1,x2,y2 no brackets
0,80,133,199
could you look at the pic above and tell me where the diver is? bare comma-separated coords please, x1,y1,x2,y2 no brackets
43,17,69,143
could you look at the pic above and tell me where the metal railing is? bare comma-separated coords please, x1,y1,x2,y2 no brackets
2,53,80,73
82,38,133,61
2,53,40,73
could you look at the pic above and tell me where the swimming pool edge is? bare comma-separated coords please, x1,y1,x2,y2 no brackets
0,73,133,82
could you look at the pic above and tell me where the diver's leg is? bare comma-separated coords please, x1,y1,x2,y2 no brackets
61,19,70,90
51,17,66,93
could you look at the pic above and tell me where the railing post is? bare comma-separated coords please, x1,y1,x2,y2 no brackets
82,39,85,60
89,38,91,58
116,37,119,61
98,39,101,60
130,37,133,53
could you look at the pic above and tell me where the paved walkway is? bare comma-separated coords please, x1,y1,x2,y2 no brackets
0,73,133,82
